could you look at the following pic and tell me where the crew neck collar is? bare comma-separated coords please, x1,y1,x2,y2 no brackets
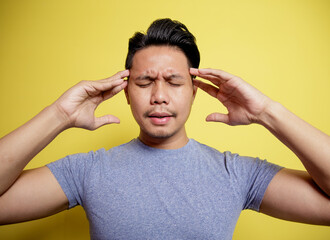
134,137,194,154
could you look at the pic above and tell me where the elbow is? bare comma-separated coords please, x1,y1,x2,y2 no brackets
319,180,330,198
311,173,330,198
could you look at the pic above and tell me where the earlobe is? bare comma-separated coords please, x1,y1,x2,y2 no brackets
192,85,198,99
124,85,130,105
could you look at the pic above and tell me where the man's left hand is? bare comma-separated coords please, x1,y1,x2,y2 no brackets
190,68,272,126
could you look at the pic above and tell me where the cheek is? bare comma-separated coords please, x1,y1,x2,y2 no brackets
127,85,139,104
128,88,147,115
170,92,194,117
174,87,194,104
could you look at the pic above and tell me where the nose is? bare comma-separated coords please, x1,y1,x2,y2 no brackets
150,81,169,105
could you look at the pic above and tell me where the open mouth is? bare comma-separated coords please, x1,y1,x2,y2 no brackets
147,112,175,125
148,113,174,118
149,115,172,119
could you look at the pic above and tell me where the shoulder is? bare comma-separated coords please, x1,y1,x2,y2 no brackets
189,139,224,156
47,139,138,169
190,139,281,174
86,139,139,159
189,139,247,163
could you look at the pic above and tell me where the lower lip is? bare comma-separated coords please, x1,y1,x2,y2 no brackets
149,116,172,125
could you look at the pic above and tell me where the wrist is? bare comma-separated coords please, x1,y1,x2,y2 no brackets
47,103,73,131
257,100,284,130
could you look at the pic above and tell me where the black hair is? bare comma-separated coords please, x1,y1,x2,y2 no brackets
125,18,200,70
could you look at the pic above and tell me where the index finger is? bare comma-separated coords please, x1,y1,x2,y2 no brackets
89,70,130,93
99,69,130,82
190,68,235,84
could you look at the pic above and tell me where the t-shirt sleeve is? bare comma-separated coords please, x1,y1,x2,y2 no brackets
46,151,96,209
223,151,283,212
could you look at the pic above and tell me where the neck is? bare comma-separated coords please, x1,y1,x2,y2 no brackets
138,128,189,149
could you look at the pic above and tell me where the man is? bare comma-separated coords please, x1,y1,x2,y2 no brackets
0,18,329,239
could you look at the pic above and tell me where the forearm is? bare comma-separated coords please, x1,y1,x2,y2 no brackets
259,101,330,195
0,105,68,196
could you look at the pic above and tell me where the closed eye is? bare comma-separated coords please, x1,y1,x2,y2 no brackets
168,82,182,87
136,81,153,88
165,74,184,87
137,83,152,88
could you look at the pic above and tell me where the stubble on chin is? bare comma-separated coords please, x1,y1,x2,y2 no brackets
139,120,183,140
142,129,178,139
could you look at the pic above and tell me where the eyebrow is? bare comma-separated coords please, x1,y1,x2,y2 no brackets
134,73,185,81
164,74,184,80
135,75,155,81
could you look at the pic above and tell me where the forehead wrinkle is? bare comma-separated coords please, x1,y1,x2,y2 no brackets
163,68,190,82
135,69,158,80
164,68,175,74
134,66,188,81
145,69,157,76
162,68,186,80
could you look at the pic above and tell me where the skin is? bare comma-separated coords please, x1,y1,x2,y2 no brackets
190,67,330,224
125,45,197,149
0,71,129,223
0,45,329,226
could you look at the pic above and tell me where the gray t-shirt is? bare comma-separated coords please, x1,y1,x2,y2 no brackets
47,138,282,240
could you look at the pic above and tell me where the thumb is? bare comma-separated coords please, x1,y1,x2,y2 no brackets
93,115,120,130
206,112,229,124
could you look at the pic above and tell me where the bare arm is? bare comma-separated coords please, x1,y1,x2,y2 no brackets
0,70,129,224
259,100,330,195
0,105,67,196
0,167,68,224
258,101,330,224
191,67,330,224
260,168,330,225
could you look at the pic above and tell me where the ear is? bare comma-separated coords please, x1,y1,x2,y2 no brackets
192,84,198,100
124,84,130,105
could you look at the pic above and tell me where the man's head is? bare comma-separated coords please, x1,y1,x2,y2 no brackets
124,19,200,148
125,18,200,70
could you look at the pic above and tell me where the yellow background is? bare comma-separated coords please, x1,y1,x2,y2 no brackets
1,0,329,239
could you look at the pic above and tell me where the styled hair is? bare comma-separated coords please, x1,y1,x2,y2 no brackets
125,18,200,70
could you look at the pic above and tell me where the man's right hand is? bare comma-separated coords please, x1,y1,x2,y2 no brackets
53,70,129,130
0,70,130,224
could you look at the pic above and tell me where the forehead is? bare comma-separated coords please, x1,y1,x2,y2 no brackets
130,46,190,79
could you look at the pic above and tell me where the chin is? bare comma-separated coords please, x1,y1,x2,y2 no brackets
142,128,179,140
